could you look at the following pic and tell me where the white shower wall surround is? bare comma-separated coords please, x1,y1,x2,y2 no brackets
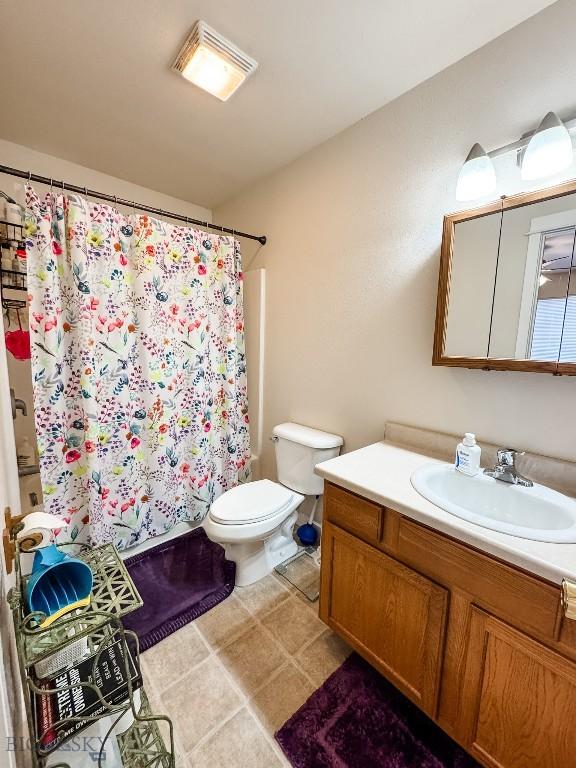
25,186,251,549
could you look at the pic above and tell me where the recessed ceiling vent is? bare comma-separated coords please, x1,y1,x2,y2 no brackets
172,20,258,101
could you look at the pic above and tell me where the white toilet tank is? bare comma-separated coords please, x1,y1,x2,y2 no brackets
272,422,343,495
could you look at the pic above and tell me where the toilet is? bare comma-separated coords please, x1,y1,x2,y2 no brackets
204,422,343,586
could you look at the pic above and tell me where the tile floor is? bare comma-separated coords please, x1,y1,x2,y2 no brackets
140,572,350,767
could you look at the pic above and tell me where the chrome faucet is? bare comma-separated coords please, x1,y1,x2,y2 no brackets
484,448,533,487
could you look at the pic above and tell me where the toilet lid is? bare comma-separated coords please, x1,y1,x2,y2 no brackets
210,480,295,525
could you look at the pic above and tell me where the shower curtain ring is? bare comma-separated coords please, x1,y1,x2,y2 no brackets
27,171,32,182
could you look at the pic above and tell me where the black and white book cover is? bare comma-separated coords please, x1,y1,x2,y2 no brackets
34,632,142,754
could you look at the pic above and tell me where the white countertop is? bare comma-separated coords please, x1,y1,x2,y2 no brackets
315,441,576,585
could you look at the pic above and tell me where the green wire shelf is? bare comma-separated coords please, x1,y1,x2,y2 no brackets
29,622,141,757
6,530,174,767
117,691,174,768
17,543,143,668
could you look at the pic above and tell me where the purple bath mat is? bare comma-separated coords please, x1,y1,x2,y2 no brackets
276,653,480,768
122,527,235,652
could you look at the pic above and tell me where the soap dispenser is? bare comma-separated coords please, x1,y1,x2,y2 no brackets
455,433,481,476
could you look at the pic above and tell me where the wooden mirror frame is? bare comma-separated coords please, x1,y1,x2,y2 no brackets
432,177,576,376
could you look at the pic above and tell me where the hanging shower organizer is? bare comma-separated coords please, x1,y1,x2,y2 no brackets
5,511,175,768
0,219,27,311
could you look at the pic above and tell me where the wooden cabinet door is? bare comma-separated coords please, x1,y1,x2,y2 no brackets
462,608,576,768
320,522,448,716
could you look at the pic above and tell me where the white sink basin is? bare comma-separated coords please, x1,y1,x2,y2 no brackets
411,463,576,543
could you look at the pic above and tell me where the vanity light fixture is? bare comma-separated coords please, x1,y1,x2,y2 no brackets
172,21,258,101
521,112,574,181
455,143,497,202
456,111,576,202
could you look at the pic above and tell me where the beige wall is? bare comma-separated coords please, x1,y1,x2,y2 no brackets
215,0,576,480
0,137,211,221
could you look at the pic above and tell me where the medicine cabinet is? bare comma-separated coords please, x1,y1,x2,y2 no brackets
433,179,576,375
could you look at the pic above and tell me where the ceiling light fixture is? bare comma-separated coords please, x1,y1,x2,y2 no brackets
172,21,258,101
521,112,574,181
455,143,497,202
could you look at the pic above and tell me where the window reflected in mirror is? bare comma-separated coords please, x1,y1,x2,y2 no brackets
489,192,576,361
529,228,575,361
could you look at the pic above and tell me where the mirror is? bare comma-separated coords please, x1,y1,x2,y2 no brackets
434,179,576,375
489,193,576,362
443,210,502,358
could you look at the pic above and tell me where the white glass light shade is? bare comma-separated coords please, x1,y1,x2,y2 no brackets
521,112,573,181
173,22,258,101
456,144,496,202
180,44,246,101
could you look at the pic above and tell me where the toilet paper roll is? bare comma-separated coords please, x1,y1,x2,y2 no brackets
17,511,69,551
112,688,142,736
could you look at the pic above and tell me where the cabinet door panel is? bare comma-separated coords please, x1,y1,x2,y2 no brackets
320,522,448,715
463,608,576,768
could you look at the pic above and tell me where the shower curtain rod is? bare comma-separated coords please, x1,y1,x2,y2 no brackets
0,163,267,245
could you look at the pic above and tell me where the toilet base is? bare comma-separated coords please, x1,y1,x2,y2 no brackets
224,511,299,586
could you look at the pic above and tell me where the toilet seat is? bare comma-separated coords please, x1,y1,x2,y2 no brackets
209,479,295,525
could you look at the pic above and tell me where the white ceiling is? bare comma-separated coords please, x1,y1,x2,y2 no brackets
0,0,557,208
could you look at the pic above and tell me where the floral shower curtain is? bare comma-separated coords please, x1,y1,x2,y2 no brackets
25,186,250,549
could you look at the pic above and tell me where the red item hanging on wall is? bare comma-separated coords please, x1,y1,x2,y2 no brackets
5,310,31,360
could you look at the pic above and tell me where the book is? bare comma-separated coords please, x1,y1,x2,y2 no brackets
33,631,142,755
35,679,57,751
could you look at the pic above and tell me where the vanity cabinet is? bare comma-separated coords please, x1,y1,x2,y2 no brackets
319,481,576,768
322,524,448,715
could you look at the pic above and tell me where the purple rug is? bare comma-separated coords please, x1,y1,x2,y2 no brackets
122,527,235,652
276,653,480,768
